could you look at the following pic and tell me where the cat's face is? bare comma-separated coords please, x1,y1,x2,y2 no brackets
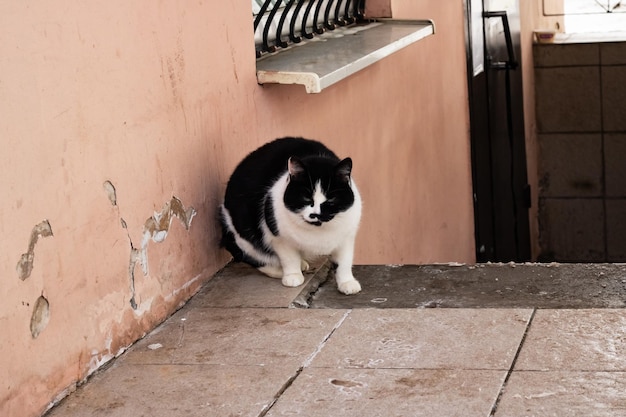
283,156,355,226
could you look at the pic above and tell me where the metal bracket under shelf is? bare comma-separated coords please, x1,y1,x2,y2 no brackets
256,19,435,94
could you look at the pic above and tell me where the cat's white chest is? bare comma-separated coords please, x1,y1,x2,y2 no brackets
284,211,357,255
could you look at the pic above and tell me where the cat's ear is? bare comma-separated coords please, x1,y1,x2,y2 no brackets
335,158,352,183
288,157,306,178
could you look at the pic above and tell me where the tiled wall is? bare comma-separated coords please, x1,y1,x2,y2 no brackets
535,41,626,261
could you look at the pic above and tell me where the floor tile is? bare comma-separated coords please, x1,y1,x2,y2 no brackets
186,261,329,308
309,264,626,309
515,309,626,371
605,133,626,198
538,133,602,198
606,199,626,261
495,371,626,416
266,368,506,417
47,362,294,417
310,309,532,370
601,42,626,65
534,43,599,67
121,308,348,368
535,66,601,133
602,66,626,132
538,198,605,262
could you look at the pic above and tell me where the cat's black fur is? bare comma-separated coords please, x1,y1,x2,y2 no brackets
220,136,362,294
220,137,354,267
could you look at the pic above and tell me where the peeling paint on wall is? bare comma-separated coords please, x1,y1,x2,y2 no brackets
139,196,196,275
103,179,129,231
132,197,196,300
30,295,50,338
127,196,196,310
102,180,117,206
16,220,53,281
87,334,116,375
128,248,141,310
103,181,139,308
101,182,197,309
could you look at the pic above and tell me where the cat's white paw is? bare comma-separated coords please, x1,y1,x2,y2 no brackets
337,279,361,295
300,259,310,272
282,273,305,287
258,265,283,279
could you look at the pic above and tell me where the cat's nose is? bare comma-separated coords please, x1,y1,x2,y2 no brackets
309,213,319,220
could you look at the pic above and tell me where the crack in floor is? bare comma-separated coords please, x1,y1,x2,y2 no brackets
257,310,351,417
489,308,537,416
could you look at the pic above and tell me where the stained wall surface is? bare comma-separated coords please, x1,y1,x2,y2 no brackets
0,1,475,416
520,0,564,259
535,41,626,261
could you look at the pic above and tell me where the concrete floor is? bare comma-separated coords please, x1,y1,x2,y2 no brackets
47,262,626,416
309,263,626,309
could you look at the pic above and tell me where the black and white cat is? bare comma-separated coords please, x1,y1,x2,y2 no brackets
220,137,362,295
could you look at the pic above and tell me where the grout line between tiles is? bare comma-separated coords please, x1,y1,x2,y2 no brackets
257,309,351,417
599,50,608,262
302,309,351,367
489,308,537,417
257,367,303,417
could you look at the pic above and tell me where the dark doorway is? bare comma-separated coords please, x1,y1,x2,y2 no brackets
465,0,531,262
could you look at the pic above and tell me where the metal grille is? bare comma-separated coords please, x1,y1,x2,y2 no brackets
543,0,625,15
253,0,366,57
542,0,626,32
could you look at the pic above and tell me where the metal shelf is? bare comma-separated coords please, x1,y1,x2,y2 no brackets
256,19,435,94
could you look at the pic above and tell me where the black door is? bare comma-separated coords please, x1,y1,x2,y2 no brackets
465,0,531,262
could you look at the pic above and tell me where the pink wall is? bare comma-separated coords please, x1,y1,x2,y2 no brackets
252,0,476,264
519,0,564,258
0,1,475,416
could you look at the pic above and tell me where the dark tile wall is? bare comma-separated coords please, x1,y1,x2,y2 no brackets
535,41,626,262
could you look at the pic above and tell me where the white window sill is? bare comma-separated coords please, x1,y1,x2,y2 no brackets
256,19,435,94
548,31,626,44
